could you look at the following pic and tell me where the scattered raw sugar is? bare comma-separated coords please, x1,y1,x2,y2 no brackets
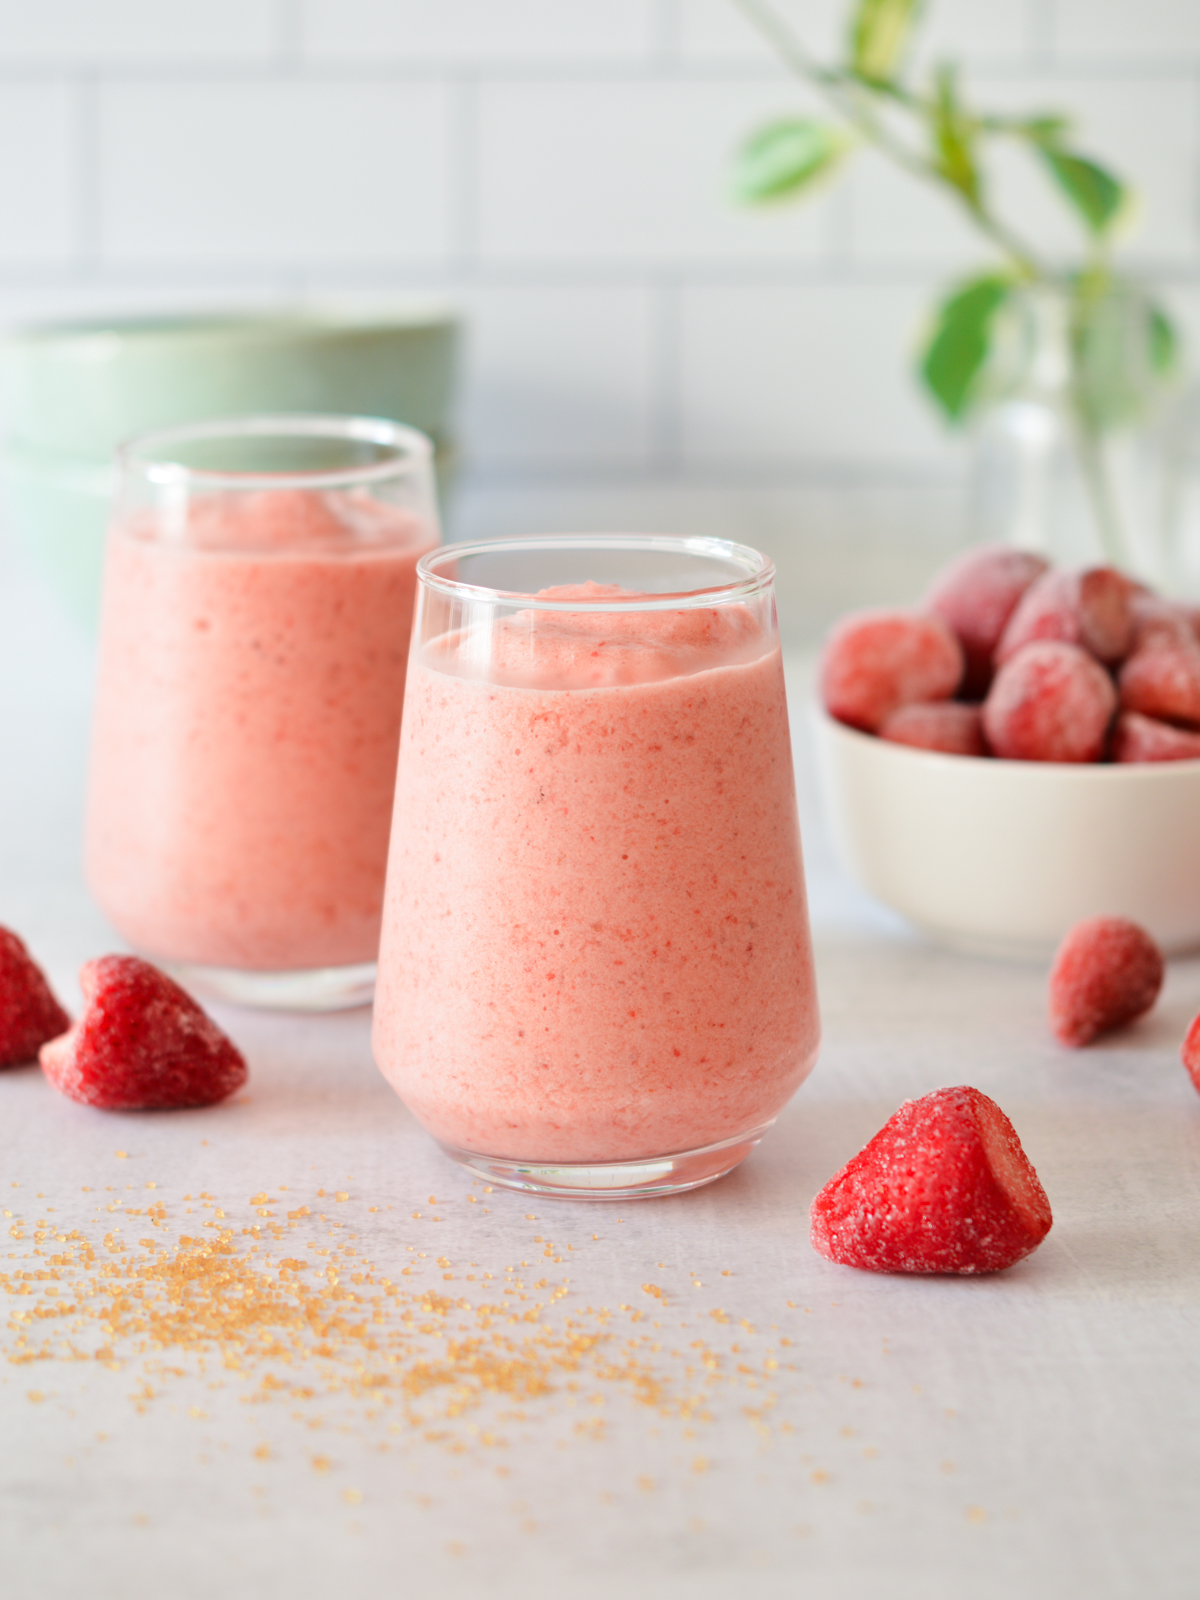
1,1186,793,1461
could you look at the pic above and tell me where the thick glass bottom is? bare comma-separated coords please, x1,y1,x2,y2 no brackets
436,1121,774,1200
165,959,376,1012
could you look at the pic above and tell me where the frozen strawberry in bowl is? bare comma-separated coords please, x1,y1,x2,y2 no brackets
812,549,1200,956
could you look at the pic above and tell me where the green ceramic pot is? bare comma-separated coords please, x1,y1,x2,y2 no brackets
0,301,460,625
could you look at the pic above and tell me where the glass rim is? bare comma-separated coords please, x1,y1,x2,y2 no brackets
117,413,432,492
415,534,776,612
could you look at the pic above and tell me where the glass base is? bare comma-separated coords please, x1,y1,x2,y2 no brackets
436,1121,774,1201
165,959,376,1012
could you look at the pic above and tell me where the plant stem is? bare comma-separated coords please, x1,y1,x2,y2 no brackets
1074,421,1126,567
727,0,1047,279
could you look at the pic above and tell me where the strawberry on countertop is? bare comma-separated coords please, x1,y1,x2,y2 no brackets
39,955,247,1111
810,1086,1053,1275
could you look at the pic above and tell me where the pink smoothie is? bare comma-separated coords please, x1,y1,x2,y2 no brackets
86,488,437,970
372,587,819,1163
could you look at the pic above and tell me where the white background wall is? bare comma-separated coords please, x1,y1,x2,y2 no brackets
1,0,1198,631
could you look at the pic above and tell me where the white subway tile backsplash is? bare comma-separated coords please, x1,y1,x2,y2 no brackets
0,0,280,63
845,149,990,270
458,284,656,466
679,281,955,466
478,78,834,264
446,475,965,640
1054,0,1200,56
910,0,1040,63
680,0,1037,66
0,0,1195,502
0,82,76,265
97,79,453,266
679,0,843,64
300,0,656,65
980,75,1200,267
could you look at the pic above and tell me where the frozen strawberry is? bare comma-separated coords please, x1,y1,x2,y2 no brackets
982,641,1116,763
996,566,1134,667
1127,593,1196,653
810,1086,1052,1275
820,609,963,733
924,545,1048,697
39,955,247,1111
0,928,70,1068
1112,710,1200,764
1118,638,1200,729
1047,916,1164,1048
1182,1012,1200,1096
878,700,987,756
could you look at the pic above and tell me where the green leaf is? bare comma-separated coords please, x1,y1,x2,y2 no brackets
1021,114,1071,147
931,65,978,201
1148,304,1179,377
920,275,1012,422
1037,148,1125,234
849,0,923,81
732,120,849,204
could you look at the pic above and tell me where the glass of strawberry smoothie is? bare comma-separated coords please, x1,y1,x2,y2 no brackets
372,535,820,1197
86,414,440,1010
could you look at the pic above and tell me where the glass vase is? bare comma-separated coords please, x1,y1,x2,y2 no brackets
969,280,1178,585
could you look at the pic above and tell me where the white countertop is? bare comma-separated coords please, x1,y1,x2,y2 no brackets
2,556,1198,1600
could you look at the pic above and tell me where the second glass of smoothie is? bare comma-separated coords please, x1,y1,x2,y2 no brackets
372,535,820,1197
86,414,440,1009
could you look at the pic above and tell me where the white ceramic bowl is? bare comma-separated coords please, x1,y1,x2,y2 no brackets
812,705,1200,958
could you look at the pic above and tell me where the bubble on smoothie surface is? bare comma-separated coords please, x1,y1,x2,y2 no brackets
1112,710,1200,764
819,609,963,733
1118,637,1200,729
140,488,423,553
982,641,1116,763
878,701,987,757
996,567,1134,667
432,582,768,690
1047,916,1164,1048
924,545,1048,698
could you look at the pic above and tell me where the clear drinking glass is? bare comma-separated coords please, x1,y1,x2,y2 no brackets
372,535,820,1198
86,414,440,1010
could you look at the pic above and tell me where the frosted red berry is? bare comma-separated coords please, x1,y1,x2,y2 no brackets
0,927,70,1068
924,545,1048,697
810,1086,1053,1275
1112,710,1200,764
820,609,963,733
39,955,247,1111
1127,594,1197,653
1182,1013,1200,1096
1118,638,1200,729
878,700,987,756
996,566,1134,667
983,640,1116,763
1047,916,1164,1048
